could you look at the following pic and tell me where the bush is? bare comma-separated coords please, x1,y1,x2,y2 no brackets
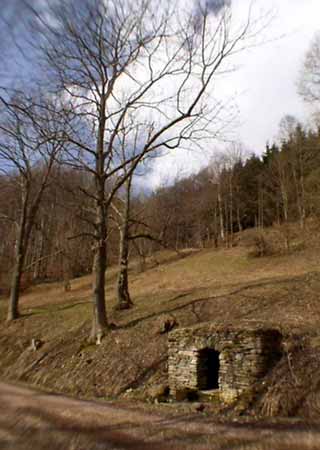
248,232,274,258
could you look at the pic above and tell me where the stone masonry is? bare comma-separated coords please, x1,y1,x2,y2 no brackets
168,323,282,403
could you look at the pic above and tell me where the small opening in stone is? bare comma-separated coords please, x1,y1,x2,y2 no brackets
197,348,220,390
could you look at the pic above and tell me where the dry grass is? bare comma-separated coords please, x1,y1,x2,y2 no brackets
1,221,320,419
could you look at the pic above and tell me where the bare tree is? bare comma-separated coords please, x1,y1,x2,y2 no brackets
0,92,64,320
225,143,245,241
112,178,134,310
111,123,139,310
111,119,167,310
209,154,227,243
299,32,320,104
35,0,260,340
112,173,164,310
279,115,308,229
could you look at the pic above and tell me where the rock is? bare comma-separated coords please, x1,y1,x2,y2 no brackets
159,317,178,334
29,338,43,351
125,388,133,396
96,331,103,345
175,388,198,402
195,403,205,412
147,384,170,402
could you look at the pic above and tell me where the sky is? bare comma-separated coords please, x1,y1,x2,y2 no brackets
235,0,320,151
144,0,320,187
1,0,320,188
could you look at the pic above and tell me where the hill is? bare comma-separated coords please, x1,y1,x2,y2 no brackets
1,223,320,419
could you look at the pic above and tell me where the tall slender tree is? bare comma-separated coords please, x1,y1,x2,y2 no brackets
0,93,65,320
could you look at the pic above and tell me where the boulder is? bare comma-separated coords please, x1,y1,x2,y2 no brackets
159,317,178,334
147,384,170,402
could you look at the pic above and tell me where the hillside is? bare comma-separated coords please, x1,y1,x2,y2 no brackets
1,224,320,419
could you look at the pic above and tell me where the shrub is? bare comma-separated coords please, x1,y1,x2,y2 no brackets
248,232,274,258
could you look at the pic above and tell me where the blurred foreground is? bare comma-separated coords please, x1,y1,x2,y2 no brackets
1,382,320,450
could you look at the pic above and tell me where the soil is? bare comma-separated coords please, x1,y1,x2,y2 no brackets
1,381,320,450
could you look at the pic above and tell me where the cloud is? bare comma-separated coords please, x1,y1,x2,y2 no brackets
193,0,232,17
205,0,231,15
191,0,232,35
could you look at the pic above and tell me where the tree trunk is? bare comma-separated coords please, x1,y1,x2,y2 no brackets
116,227,133,309
213,202,219,248
235,184,242,233
7,189,28,321
33,219,45,280
299,147,306,229
276,197,281,226
299,172,306,229
7,250,24,321
175,226,180,251
217,184,225,242
224,199,229,248
90,232,108,340
89,174,109,339
291,165,304,229
277,157,289,224
229,175,233,246
258,183,264,230
137,240,146,273
116,178,134,310
280,182,288,223
90,94,109,341
237,205,242,232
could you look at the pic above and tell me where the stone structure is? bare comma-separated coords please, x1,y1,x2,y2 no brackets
168,323,282,403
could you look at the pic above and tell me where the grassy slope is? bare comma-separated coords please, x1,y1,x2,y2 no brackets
1,224,320,417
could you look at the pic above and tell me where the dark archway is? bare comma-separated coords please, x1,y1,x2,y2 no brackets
197,348,220,390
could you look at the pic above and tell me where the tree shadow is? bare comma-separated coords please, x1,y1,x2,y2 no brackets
0,405,167,450
21,301,91,318
117,271,317,331
117,356,167,395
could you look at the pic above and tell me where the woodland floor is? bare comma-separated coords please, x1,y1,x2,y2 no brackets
1,223,320,428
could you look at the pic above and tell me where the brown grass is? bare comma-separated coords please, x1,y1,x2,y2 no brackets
1,221,320,420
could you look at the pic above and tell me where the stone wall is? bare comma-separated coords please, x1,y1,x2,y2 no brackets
168,323,282,403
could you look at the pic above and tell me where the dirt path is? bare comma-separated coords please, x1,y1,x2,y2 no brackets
1,382,320,450
0,383,320,450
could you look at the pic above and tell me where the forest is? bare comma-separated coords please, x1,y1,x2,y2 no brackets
2,118,320,291
0,0,320,340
